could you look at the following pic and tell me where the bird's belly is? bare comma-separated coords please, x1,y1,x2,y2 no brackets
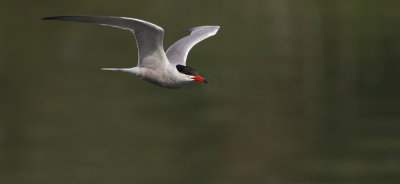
137,68,186,89
142,76,187,89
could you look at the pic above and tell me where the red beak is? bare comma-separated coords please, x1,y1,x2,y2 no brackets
192,76,208,83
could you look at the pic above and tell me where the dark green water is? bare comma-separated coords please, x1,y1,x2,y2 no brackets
1,0,400,183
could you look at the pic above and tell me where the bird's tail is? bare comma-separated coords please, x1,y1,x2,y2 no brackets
102,68,131,72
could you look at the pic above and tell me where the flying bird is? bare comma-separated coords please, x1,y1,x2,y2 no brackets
42,15,220,88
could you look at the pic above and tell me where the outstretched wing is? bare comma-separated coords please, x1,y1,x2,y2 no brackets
42,15,168,69
166,26,220,66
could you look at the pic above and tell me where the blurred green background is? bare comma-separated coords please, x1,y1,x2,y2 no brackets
1,0,400,183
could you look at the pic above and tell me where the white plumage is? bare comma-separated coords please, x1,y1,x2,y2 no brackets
43,15,220,88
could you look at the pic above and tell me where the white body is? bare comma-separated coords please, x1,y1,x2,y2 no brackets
109,65,193,89
44,16,220,88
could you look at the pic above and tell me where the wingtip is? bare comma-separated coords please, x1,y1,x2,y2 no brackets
182,26,219,34
41,15,83,21
41,16,52,20
41,16,63,20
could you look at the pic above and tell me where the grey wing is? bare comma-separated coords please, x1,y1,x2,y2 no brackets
42,15,168,69
166,26,220,66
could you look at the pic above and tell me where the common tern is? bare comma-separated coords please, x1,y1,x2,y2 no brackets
42,15,220,88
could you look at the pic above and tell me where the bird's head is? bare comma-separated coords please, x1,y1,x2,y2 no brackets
176,65,208,83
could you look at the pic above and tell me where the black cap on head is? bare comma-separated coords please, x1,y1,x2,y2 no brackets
176,65,199,76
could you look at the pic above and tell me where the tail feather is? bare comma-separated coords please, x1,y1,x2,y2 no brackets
102,68,126,71
101,67,138,74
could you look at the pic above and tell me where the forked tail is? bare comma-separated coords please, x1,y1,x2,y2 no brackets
101,67,138,74
102,68,130,71
102,68,124,71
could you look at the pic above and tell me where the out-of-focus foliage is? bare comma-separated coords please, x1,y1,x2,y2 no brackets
1,0,400,183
